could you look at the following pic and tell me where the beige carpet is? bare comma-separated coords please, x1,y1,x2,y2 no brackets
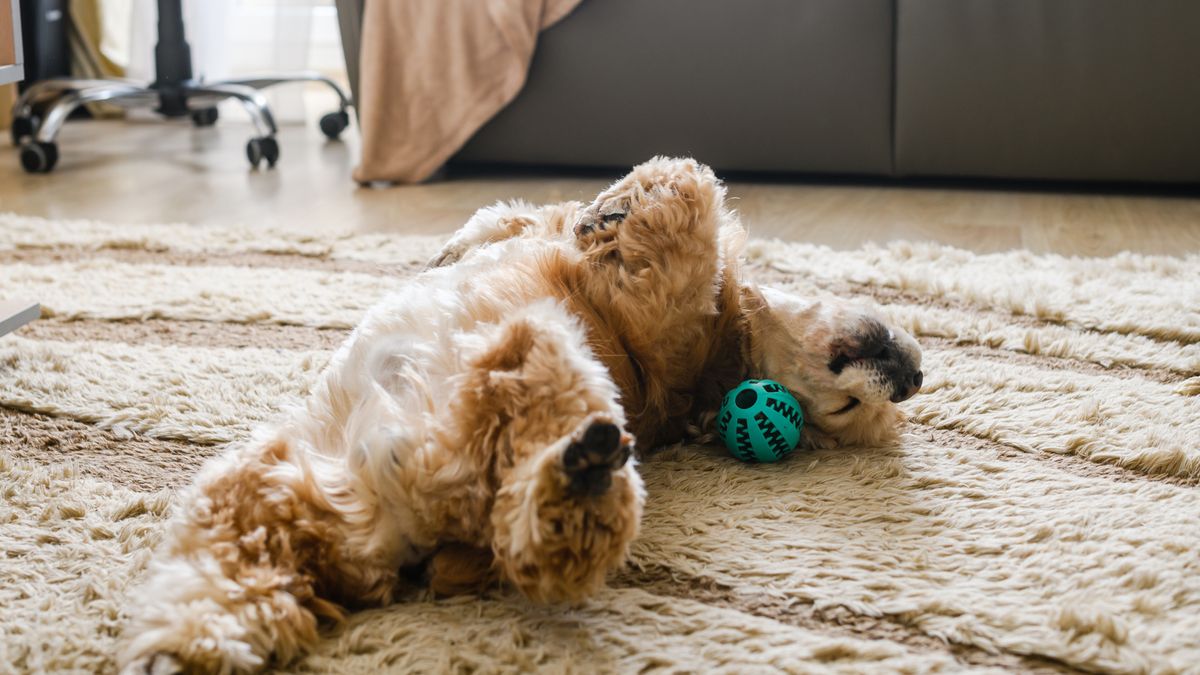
1,213,1198,674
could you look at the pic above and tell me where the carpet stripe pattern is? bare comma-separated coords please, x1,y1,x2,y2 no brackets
1,214,1197,673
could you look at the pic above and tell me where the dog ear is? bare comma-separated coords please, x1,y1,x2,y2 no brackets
690,280,772,427
738,282,780,376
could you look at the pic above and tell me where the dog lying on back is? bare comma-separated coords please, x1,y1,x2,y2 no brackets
120,157,922,674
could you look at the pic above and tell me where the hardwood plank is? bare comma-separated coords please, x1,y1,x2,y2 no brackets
0,111,1197,257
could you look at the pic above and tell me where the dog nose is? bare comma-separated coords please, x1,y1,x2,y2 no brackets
890,371,924,403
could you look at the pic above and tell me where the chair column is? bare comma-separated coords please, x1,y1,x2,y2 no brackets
152,0,193,116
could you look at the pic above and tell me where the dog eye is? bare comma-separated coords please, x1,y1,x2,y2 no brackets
602,211,625,223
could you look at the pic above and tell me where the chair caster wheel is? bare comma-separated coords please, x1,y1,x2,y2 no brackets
191,107,219,127
20,141,59,174
11,115,40,146
246,136,279,169
319,111,349,140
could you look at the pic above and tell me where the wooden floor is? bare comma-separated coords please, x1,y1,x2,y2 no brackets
2,117,1199,256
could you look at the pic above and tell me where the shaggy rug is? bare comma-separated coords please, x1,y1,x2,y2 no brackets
0,212,1197,674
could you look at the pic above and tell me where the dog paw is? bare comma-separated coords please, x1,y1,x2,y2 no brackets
426,241,469,269
121,653,183,675
573,206,626,246
563,420,632,497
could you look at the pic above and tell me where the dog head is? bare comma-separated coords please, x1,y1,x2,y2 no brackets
745,286,923,448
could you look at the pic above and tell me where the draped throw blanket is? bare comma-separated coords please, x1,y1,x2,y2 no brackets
353,0,582,184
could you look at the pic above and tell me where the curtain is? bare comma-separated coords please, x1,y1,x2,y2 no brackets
111,0,321,123
69,0,127,118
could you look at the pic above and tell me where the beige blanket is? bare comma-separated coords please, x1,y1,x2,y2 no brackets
354,0,582,184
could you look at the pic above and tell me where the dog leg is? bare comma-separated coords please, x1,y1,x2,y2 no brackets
427,417,639,601
451,303,644,602
573,157,729,298
428,200,582,268
565,158,739,448
491,413,641,603
119,438,366,675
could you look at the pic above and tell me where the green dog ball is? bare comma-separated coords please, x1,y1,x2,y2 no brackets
717,379,804,463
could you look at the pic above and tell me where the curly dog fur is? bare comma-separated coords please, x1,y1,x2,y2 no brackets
120,158,922,673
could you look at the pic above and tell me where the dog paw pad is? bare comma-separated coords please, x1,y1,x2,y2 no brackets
573,212,621,243
563,420,631,497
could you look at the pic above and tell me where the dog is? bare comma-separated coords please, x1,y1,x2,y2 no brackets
119,157,922,673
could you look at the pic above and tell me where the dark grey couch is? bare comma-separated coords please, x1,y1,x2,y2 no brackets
340,0,1200,183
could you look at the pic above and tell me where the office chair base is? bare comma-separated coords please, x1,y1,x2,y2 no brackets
10,73,353,174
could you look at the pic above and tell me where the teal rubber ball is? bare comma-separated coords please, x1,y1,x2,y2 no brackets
717,379,804,463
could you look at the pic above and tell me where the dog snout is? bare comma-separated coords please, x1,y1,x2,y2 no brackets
891,370,923,403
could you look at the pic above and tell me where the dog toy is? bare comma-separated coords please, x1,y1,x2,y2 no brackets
717,379,804,463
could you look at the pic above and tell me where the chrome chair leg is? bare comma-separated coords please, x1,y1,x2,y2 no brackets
19,84,158,173
35,86,158,143
185,83,282,169
185,83,277,138
12,71,354,172
218,71,353,111
13,78,141,115
215,72,353,140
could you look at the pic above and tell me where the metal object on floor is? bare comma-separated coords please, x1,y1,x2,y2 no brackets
0,300,39,338
9,0,353,173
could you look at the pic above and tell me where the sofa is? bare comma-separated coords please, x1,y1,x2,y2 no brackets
339,0,1200,183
